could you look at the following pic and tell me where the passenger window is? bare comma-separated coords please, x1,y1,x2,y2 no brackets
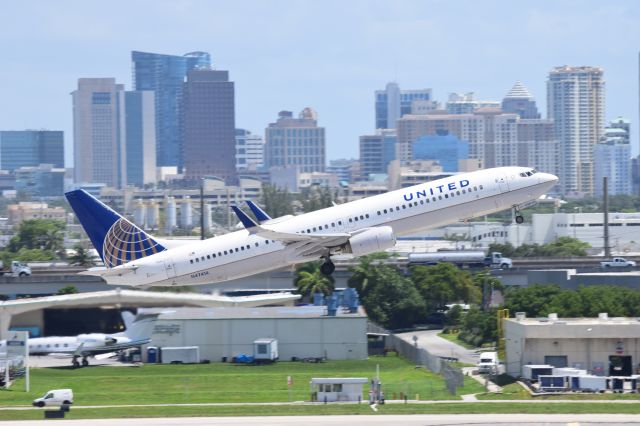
325,225,328,229
241,246,244,251
207,255,211,259
349,218,353,222
213,254,216,258
359,215,364,220
235,248,239,252
224,251,228,255
377,211,381,215
383,209,387,213
218,252,222,256
480,185,484,190
366,214,370,218
195,258,199,263
445,194,449,198
246,245,250,249
331,223,335,227
402,205,406,209
255,243,259,247
266,240,269,244
190,259,193,264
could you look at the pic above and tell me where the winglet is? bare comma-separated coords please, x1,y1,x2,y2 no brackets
231,205,258,230
246,200,272,223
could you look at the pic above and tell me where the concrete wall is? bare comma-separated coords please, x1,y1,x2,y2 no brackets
148,316,367,362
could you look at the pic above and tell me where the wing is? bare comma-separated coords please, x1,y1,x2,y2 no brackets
230,205,351,257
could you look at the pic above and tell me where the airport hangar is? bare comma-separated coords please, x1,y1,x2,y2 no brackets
146,305,368,362
0,289,368,362
504,312,640,377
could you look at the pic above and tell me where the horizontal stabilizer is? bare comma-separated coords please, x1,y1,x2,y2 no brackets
231,205,258,230
246,200,272,223
79,265,138,277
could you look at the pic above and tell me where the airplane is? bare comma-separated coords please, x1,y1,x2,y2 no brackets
65,166,558,288
0,312,157,367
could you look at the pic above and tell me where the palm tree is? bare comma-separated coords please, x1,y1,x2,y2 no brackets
295,270,334,299
68,245,95,267
347,253,390,298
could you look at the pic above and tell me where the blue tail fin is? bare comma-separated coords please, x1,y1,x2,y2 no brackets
230,205,258,230
246,200,272,223
65,190,165,268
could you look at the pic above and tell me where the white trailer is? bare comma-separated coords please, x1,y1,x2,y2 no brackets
160,346,200,364
254,338,278,362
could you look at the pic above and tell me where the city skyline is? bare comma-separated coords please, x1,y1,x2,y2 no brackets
1,0,639,167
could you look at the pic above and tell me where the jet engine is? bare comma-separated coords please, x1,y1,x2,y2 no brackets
343,226,396,257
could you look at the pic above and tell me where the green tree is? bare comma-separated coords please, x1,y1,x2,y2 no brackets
347,253,390,298
298,186,338,213
8,219,65,252
360,265,426,329
504,284,564,317
260,184,294,218
459,307,497,347
57,285,78,295
68,245,95,267
295,269,334,298
409,263,480,313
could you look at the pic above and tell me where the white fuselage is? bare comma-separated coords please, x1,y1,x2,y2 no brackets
103,167,558,287
0,334,141,357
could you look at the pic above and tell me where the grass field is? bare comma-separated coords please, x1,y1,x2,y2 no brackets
0,354,485,407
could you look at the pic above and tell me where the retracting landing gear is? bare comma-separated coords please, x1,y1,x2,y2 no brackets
514,206,524,224
320,255,335,276
82,357,89,367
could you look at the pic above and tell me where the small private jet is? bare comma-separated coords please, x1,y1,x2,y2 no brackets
0,312,156,367
65,166,558,288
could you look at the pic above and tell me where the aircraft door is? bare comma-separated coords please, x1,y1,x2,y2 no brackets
164,258,177,279
497,175,509,193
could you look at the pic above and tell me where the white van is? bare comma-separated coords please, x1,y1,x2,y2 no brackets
477,351,499,374
32,389,73,407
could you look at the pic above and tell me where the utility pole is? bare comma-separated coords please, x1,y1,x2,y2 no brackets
603,176,610,258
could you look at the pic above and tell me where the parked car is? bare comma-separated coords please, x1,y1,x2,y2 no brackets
32,389,73,407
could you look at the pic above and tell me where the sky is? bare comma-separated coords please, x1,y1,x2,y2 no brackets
1,0,639,167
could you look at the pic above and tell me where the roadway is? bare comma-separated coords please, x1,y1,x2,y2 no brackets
397,329,478,364
3,414,640,425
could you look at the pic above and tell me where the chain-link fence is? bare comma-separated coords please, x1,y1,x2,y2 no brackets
368,322,464,395
1,356,26,388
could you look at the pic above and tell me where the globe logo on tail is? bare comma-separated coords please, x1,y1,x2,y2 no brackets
102,218,165,268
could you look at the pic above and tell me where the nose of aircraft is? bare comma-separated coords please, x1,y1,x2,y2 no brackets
539,172,559,186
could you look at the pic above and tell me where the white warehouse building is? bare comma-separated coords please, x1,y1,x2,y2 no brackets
146,306,367,362
505,313,640,378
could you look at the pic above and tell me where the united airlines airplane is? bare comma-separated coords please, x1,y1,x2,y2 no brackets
65,166,557,288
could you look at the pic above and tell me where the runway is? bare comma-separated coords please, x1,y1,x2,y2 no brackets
3,414,640,425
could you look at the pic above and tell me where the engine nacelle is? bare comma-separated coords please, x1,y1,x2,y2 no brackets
344,226,396,257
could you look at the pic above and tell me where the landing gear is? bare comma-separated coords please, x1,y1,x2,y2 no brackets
72,356,89,367
513,206,524,224
320,256,335,276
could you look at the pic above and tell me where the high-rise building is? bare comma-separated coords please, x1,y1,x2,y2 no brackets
72,78,156,188
131,51,211,169
327,158,359,183
412,134,469,172
446,93,500,114
235,129,264,173
265,109,325,173
122,91,156,187
547,66,605,196
14,164,66,197
182,70,237,183
0,130,64,171
397,110,558,178
501,81,540,119
375,83,434,129
359,130,396,178
72,78,123,187
594,117,631,197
